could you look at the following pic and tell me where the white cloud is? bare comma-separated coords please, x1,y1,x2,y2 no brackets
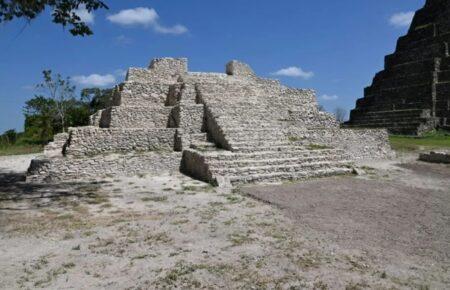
73,4,95,24
154,24,188,35
272,66,314,80
107,7,158,26
389,11,414,28
107,7,188,35
321,94,339,101
72,74,116,87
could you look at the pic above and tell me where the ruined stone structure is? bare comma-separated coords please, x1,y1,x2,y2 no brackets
346,0,450,135
28,58,392,185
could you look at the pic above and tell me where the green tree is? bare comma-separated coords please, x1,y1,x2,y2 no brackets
0,0,108,36
4,129,17,144
81,87,114,112
0,129,17,145
37,70,76,133
23,95,57,143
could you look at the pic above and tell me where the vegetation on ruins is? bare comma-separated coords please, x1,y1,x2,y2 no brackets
0,0,108,36
0,70,113,155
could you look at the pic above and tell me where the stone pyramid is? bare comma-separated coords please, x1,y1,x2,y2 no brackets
346,0,450,135
28,58,392,186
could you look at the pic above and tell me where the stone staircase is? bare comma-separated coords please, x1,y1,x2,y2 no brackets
181,99,353,186
346,109,439,135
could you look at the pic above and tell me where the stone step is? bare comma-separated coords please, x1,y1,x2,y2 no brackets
228,167,353,185
189,133,207,140
368,72,434,94
396,31,450,53
366,84,432,99
351,109,427,117
210,160,352,176
349,111,429,119
208,155,346,168
222,133,285,141
349,116,429,124
227,140,295,147
438,70,450,82
190,142,218,151
385,42,446,67
346,123,421,131
353,99,430,111
346,120,424,127
345,124,420,135
216,121,281,128
378,59,436,79
396,23,436,47
231,144,338,153
203,148,343,161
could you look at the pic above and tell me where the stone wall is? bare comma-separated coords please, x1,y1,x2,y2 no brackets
28,152,182,182
65,127,176,157
286,127,394,160
284,111,339,128
89,110,103,127
44,133,69,158
170,105,204,133
125,58,187,83
101,106,172,128
118,82,172,106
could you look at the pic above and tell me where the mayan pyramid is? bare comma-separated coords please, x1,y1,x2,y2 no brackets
28,58,392,186
346,0,450,135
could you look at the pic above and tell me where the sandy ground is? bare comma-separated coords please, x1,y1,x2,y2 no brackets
0,154,449,289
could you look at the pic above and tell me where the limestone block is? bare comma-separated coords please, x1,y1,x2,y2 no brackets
226,60,256,78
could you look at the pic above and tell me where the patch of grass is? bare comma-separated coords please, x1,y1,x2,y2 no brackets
0,144,43,156
288,136,302,142
86,193,109,205
145,232,172,245
227,231,255,247
56,213,74,220
171,219,189,225
226,195,243,204
155,261,233,288
131,254,148,260
389,130,450,151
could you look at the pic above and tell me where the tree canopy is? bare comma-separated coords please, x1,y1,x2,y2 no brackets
0,0,108,36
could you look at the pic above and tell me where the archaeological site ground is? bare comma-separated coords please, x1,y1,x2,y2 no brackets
1,0,450,289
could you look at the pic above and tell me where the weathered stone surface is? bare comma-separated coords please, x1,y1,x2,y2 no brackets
28,57,393,184
419,150,450,164
346,0,450,135
28,152,181,182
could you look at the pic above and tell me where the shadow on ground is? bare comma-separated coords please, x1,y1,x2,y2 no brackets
0,169,107,211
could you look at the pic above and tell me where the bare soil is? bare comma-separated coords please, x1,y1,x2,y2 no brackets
243,156,450,289
0,154,449,289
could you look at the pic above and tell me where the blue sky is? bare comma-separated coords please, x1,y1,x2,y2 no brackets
0,0,424,132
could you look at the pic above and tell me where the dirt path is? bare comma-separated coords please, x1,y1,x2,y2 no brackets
243,158,450,289
0,154,449,289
